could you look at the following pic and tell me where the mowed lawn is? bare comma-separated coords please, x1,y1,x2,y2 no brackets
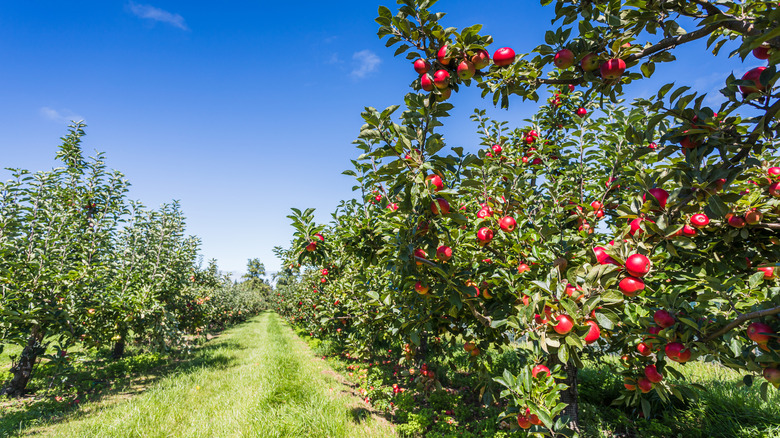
29,312,395,437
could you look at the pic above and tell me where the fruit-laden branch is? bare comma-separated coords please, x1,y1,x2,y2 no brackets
703,305,780,342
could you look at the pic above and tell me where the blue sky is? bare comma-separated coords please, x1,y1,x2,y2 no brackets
0,1,760,277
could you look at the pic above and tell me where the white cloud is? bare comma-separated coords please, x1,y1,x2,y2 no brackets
351,50,381,79
128,2,188,30
325,53,341,65
40,107,84,124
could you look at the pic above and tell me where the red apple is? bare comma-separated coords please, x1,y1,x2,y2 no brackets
665,342,691,363
628,217,653,237
593,246,619,265
691,213,710,228
425,174,444,191
600,58,626,80
554,48,575,69
625,254,651,278
769,181,780,197
680,225,697,237
517,411,532,429
654,310,676,328
758,266,775,279
576,107,587,116
431,198,450,215
420,73,434,92
471,49,490,69
753,44,771,60
413,248,427,265
740,67,767,94
644,364,664,383
413,58,430,74
768,167,780,178
493,47,516,67
727,213,746,228
644,188,669,209
517,263,531,273
764,367,780,385
747,322,774,343
306,241,317,251
499,216,516,232
477,227,494,244
584,320,600,344
437,45,451,66
414,281,429,295
532,364,550,378
580,53,600,71
463,342,475,352
619,276,645,297
554,314,574,335
436,245,452,262
637,377,653,393
457,60,475,80
477,207,492,218
433,69,450,89
637,342,652,356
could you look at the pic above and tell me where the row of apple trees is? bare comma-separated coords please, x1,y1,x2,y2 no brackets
274,0,779,435
0,123,267,397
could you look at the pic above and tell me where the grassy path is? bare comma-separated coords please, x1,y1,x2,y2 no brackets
29,312,394,437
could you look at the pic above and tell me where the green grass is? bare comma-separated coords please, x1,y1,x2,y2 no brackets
2,312,395,438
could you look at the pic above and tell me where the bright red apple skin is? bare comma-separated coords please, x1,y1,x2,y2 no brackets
768,167,780,178
758,266,775,279
764,367,780,385
491,144,502,155
727,214,746,228
414,281,429,294
637,377,653,393
499,216,516,232
554,314,574,335
600,58,626,80
576,107,587,116
644,364,664,383
691,213,710,228
619,276,645,297
769,181,780,198
753,45,770,60
413,58,430,74
437,45,451,66
740,67,767,94
644,188,669,209
637,342,652,356
580,53,600,71
413,248,427,266
425,174,444,191
457,60,475,80
554,48,575,68
532,364,550,378
654,310,676,328
628,217,652,236
665,342,691,363
471,49,490,69
433,69,450,89
517,263,531,273
436,245,453,262
493,47,516,67
625,254,651,278
477,227,494,244
594,246,619,265
584,320,600,344
420,74,434,91
431,198,450,215
306,241,317,251
517,411,532,429
747,322,774,343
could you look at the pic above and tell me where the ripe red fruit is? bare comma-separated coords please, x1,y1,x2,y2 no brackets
532,364,550,378
747,322,774,343
493,47,516,67
576,107,587,116
463,342,475,352
593,246,619,265
600,58,626,80
491,144,502,155
414,281,429,295
457,60,475,80
517,263,531,273
436,245,453,262
637,342,652,356
420,74,434,92
554,48,575,69
628,217,653,237
554,314,574,335
499,216,516,232
753,44,771,60
477,207,492,218
413,248,427,265
306,241,317,251
431,198,450,215
425,174,444,191
727,214,746,228
644,364,664,383
740,67,767,94
637,377,653,393
654,310,676,328
644,188,669,209
625,254,651,278
665,342,691,363
769,181,780,197
584,320,600,344
517,411,532,429
433,70,450,89
758,266,775,279
413,58,430,74
477,227,494,244
437,45,451,66
680,225,697,237
471,49,490,69
580,53,599,71
691,213,710,228
619,276,645,297
764,367,780,385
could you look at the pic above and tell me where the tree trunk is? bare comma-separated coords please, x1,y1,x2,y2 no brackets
549,353,580,430
112,337,126,360
1,325,45,397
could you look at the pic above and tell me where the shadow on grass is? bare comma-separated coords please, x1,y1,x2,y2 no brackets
0,332,245,437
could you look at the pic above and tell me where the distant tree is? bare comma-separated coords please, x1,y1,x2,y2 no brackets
244,258,266,279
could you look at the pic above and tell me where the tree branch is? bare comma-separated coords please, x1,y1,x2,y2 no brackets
702,305,780,342
465,300,493,329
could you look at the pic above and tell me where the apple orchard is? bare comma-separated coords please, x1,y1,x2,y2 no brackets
271,0,780,435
